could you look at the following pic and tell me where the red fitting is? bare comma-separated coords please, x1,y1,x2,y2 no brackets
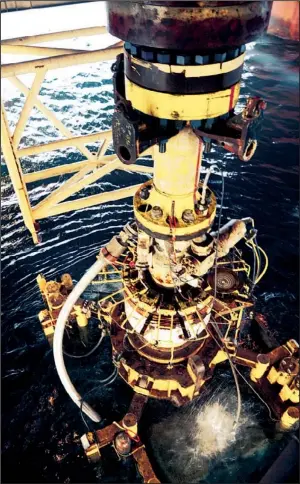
101,247,118,263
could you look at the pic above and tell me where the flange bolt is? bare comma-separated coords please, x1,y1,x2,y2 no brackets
140,187,150,200
182,209,195,223
151,206,163,220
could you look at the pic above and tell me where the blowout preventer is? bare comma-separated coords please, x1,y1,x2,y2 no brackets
32,2,299,483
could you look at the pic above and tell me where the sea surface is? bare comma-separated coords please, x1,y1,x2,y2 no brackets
1,4,299,484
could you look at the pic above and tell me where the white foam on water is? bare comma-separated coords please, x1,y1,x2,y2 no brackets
194,401,236,458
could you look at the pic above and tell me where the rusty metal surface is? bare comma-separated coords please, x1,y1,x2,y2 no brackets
108,1,272,51
268,0,299,41
110,309,225,405
234,347,257,368
95,422,120,449
111,299,207,364
194,97,266,162
255,377,290,420
128,393,148,421
267,345,295,366
110,313,199,405
132,445,160,483
92,391,159,482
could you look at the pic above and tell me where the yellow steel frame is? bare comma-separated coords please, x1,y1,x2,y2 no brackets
1,1,99,12
1,26,153,243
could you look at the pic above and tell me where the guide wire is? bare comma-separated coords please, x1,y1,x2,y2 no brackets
209,167,242,431
63,331,105,359
80,366,118,432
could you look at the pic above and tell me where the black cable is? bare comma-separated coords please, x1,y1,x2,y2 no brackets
210,169,242,430
204,316,278,424
63,332,105,359
79,366,119,432
252,238,257,289
254,236,262,282
233,365,278,422
80,398,92,433
208,184,278,423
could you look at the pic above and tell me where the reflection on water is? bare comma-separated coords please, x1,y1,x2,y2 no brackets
1,14,299,484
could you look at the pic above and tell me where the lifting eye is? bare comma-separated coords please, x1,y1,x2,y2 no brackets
242,139,257,161
118,145,132,163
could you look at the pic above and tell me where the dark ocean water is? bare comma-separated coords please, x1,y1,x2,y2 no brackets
1,34,299,483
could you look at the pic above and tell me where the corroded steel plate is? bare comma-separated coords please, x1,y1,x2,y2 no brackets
107,1,272,51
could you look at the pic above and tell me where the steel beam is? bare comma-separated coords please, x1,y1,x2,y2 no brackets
1,45,123,77
23,155,117,183
33,158,122,218
1,1,100,13
16,131,112,157
35,184,141,219
8,76,100,161
23,158,153,184
1,103,38,243
12,68,47,148
1,34,151,243
1,45,86,57
1,26,107,45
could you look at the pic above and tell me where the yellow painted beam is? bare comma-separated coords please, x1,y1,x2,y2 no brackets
124,164,153,175
23,155,116,183
12,68,47,149
2,1,102,12
16,130,112,157
96,138,110,159
8,75,99,162
33,158,122,218
33,164,100,212
23,157,153,183
32,157,155,218
1,103,38,243
34,184,141,219
1,44,86,57
0,34,154,244
1,45,123,77
1,26,107,45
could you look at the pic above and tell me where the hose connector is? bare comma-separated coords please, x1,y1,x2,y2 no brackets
101,230,129,262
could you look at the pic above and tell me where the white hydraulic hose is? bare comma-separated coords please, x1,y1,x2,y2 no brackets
53,253,108,423
200,164,221,205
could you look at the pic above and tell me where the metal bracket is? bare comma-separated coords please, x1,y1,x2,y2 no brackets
194,97,266,161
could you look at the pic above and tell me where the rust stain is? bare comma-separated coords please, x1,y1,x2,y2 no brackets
268,0,299,41
171,111,180,119
108,1,271,51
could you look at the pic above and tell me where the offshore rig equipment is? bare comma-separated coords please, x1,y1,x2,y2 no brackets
2,2,299,483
